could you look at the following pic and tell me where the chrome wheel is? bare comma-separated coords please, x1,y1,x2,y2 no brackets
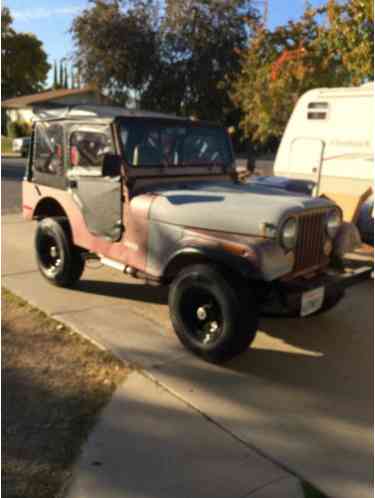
39,235,62,274
179,287,224,346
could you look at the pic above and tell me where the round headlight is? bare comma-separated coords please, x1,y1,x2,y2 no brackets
281,217,298,250
326,209,342,238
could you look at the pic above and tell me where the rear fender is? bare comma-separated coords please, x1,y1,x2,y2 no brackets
33,197,68,220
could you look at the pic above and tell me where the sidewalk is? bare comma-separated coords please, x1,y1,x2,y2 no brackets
65,372,302,498
3,214,373,498
3,214,302,498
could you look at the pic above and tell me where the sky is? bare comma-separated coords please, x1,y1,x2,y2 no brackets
4,0,326,86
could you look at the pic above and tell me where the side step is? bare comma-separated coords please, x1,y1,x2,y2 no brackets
100,256,125,272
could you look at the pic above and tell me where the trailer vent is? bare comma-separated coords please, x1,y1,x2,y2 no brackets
307,102,328,120
308,102,328,109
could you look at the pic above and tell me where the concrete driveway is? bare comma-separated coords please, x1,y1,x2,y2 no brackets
2,214,373,498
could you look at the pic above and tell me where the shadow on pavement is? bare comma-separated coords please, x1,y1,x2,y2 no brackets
225,281,373,406
76,279,168,305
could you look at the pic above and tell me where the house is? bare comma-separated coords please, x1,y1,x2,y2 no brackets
2,85,111,133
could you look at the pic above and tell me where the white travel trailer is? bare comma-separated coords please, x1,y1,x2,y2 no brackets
272,82,374,243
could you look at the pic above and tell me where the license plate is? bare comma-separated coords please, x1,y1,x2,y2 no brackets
300,286,325,317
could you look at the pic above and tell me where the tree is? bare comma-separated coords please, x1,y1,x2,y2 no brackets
59,60,65,89
1,6,12,38
231,1,373,145
1,7,50,99
64,64,69,89
71,0,160,105
53,60,59,89
151,0,259,123
71,0,260,118
71,66,76,89
325,0,374,85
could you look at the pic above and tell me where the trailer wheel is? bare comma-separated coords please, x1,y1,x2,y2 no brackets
35,217,85,287
169,264,258,363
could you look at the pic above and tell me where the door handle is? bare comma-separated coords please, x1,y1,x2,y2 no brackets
69,179,78,189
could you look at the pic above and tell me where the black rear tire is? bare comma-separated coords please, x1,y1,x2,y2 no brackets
169,264,258,363
35,217,85,288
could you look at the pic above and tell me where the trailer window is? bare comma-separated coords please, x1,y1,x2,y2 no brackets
307,102,328,120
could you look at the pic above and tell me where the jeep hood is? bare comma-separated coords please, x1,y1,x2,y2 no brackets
148,180,334,237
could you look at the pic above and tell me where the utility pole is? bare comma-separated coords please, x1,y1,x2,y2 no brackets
263,0,269,26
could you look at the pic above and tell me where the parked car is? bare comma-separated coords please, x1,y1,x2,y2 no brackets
22,105,367,363
12,136,31,157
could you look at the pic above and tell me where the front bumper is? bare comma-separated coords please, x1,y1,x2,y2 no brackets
261,263,372,317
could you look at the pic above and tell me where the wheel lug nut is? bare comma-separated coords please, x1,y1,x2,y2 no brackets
210,321,218,333
197,306,207,321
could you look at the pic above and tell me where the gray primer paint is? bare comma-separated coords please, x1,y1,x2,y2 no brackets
149,181,334,237
146,221,184,275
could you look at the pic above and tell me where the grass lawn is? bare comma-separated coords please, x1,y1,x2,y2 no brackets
2,289,130,498
2,136,13,155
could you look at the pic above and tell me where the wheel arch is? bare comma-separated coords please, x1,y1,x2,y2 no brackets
33,197,68,220
163,247,254,284
33,198,72,238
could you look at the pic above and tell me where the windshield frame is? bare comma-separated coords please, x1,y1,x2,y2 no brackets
115,117,234,178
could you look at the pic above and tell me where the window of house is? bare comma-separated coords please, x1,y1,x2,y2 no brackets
34,123,64,175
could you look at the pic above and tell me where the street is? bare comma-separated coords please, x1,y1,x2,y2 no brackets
2,204,373,498
2,157,25,214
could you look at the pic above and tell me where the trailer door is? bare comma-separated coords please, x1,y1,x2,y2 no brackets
288,137,325,184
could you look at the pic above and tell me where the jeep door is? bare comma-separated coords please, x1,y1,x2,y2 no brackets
67,123,123,241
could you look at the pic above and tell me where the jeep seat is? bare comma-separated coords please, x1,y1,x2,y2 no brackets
133,143,163,166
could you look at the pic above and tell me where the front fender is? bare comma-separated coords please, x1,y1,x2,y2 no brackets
163,246,257,282
250,176,315,196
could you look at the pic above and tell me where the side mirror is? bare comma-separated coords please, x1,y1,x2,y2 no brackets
102,153,123,177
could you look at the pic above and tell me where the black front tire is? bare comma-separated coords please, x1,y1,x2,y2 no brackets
169,264,259,363
35,217,85,288
309,287,344,317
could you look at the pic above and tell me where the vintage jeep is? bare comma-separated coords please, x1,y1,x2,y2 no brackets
22,106,365,363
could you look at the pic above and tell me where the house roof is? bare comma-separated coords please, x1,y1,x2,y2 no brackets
2,85,99,109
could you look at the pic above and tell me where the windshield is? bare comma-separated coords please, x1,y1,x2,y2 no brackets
118,118,232,168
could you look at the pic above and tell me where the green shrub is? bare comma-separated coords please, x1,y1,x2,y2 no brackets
2,136,13,154
7,120,32,138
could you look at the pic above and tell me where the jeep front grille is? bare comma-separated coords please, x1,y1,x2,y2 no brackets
294,210,328,273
